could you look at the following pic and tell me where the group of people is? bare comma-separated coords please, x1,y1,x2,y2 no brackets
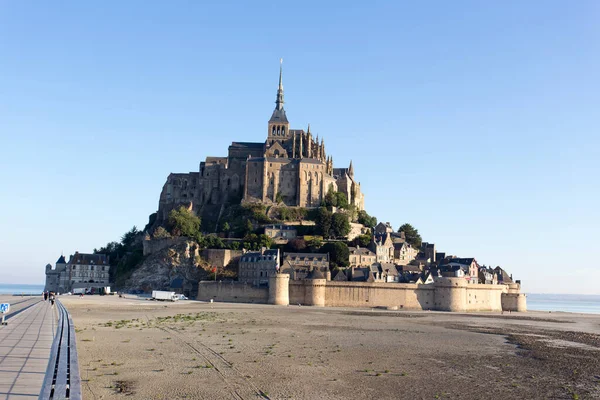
42,291,55,306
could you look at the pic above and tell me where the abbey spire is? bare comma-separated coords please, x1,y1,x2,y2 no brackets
268,59,289,139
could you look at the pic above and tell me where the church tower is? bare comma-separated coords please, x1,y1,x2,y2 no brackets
267,59,290,144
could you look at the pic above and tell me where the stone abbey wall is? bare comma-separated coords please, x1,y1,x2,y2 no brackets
197,275,526,312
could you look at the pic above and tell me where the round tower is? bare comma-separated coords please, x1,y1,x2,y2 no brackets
268,273,290,306
304,269,327,307
434,278,467,312
501,283,527,312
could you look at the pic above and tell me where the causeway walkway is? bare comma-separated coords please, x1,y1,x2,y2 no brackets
0,300,55,400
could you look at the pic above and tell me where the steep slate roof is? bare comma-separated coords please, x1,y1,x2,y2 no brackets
229,142,265,149
378,262,399,276
67,253,109,265
56,255,67,264
283,253,329,262
348,247,375,256
447,258,476,266
350,267,370,282
306,268,325,280
494,267,513,283
332,269,348,281
400,264,421,273
269,108,288,123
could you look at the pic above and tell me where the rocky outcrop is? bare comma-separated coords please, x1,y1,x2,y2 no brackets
123,239,210,295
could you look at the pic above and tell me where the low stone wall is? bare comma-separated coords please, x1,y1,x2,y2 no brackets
197,281,268,303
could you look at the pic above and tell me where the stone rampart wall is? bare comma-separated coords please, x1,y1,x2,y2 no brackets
324,282,435,310
197,281,268,303
197,277,524,312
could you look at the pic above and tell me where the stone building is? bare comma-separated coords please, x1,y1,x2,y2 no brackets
156,63,364,222
368,232,395,263
393,242,418,265
238,248,280,286
280,252,329,280
264,225,297,242
348,246,376,267
44,252,110,293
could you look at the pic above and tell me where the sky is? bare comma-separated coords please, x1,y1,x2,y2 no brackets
0,1,598,294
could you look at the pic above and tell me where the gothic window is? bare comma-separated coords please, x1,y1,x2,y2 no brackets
272,127,275,135
281,127,285,135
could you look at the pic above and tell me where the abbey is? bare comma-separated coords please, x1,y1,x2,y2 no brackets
158,63,364,220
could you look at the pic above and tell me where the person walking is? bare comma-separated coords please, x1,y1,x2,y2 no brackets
49,292,55,307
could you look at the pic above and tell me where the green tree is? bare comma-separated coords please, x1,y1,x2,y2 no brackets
353,234,371,248
230,241,240,250
398,223,422,248
335,192,348,209
121,226,139,248
222,222,230,233
244,219,255,235
331,212,351,238
320,241,350,268
306,237,323,251
168,206,201,238
357,210,377,228
324,190,337,208
315,207,333,238
275,192,283,204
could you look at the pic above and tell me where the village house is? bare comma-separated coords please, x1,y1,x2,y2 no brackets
263,224,297,242
372,262,400,283
374,222,394,235
238,248,280,286
478,266,498,285
393,241,418,265
368,232,395,263
348,246,376,267
280,252,329,280
440,258,480,284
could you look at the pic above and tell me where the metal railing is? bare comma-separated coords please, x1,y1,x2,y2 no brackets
39,300,81,400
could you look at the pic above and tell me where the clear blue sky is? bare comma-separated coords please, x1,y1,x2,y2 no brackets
1,1,598,294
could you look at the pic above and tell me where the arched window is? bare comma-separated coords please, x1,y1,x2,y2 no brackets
272,126,276,135
281,127,285,135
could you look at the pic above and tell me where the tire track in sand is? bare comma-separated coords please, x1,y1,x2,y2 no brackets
159,326,269,400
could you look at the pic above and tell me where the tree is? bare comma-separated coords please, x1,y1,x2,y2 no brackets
168,206,201,238
398,223,422,248
306,237,323,251
353,234,371,248
324,190,337,208
244,219,254,235
222,222,230,233
286,238,307,252
335,192,348,209
357,210,377,228
315,207,332,238
275,192,283,204
331,212,351,238
320,242,350,268
121,226,139,247
152,226,171,239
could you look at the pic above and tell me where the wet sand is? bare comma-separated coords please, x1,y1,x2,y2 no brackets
60,296,600,399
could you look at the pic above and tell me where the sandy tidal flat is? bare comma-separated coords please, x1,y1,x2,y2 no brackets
60,296,600,400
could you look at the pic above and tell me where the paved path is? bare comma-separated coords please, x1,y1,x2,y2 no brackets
0,301,55,400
